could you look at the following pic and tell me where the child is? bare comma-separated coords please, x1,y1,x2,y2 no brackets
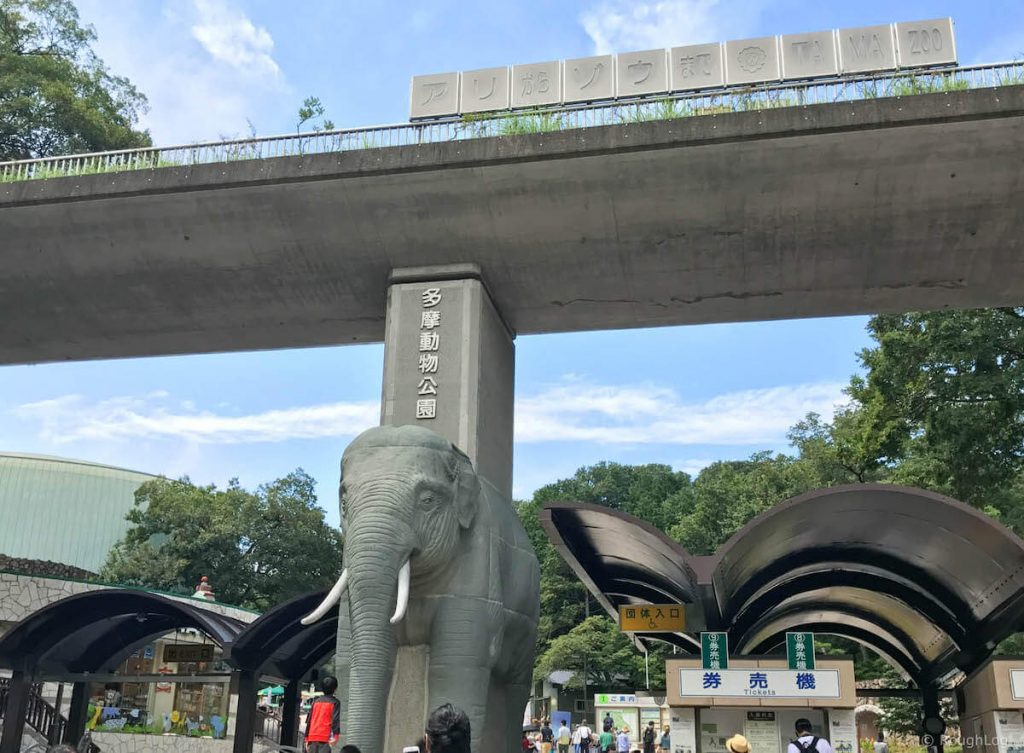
304,676,342,753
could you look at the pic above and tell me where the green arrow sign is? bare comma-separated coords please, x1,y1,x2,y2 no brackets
786,632,815,670
701,632,729,670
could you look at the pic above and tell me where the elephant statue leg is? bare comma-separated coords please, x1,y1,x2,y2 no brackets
427,597,499,753
501,612,538,753
504,679,531,753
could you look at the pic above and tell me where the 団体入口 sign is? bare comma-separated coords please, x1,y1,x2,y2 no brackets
679,668,841,699
787,632,816,670
701,632,729,670
162,643,215,663
619,604,685,633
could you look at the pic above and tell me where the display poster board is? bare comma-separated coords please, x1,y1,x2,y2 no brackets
828,710,857,753
701,720,729,753
642,707,663,731
602,709,640,738
744,711,780,753
994,711,1024,753
669,708,696,753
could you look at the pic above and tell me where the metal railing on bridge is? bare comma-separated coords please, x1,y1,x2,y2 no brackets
1,60,1022,184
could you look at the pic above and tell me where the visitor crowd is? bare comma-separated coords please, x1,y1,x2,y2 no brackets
43,675,473,753
523,716,670,753
41,684,848,753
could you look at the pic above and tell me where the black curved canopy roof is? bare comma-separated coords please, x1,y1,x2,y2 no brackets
0,587,338,683
0,589,245,676
542,484,1024,686
228,589,336,681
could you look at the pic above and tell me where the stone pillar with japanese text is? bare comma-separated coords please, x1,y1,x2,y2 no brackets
374,264,516,751
380,263,515,501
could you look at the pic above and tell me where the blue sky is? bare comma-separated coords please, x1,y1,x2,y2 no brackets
3,0,1022,524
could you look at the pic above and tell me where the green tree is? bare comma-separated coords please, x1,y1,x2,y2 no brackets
852,308,1024,506
670,452,822,554
874,664,958,738
787,409,893,485
533,616,661,691
521,463,693,657
102,470,343,611
516,497,589,656
0,0,150,160
532,461,692,532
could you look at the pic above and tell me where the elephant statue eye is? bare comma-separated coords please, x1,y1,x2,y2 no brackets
419,490,443,510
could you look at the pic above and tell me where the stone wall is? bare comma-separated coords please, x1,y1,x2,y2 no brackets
92,731,234,753
0,572,258,626
91,732,287,753
0,555,96,582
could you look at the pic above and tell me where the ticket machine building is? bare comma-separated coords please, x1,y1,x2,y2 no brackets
541,484,1024,750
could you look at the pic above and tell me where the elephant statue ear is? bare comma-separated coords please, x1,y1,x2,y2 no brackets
450,446,480,529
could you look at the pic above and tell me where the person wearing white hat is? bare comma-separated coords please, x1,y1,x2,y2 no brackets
726,735,751,753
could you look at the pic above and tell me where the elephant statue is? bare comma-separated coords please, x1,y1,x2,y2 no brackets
301,425,540,753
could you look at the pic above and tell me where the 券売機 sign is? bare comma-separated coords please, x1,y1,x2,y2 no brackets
679,668,840,699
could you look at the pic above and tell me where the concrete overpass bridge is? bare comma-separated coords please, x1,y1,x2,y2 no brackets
1,63,1023,366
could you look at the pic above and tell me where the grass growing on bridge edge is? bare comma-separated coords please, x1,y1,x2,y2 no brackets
4,66,1024,184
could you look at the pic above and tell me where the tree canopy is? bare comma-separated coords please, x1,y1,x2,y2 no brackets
0,0,150,160
102,470,343,611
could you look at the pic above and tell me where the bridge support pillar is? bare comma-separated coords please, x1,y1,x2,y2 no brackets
0,671,30,753
381,263,515,501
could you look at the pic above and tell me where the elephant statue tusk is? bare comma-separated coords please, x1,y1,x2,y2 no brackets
301,568,349,625
390,559,411,625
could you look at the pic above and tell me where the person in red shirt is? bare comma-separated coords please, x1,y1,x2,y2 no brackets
305,676,342,753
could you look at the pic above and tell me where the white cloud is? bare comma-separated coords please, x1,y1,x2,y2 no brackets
75,0,287,145
190,0,281,77
14,394,379,445
515,380,845,445
579,0,762,54
13,380,844,449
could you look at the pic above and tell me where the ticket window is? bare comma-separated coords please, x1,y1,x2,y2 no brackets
697,709,826,753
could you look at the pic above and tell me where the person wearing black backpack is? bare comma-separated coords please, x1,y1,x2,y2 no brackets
787,719,833,753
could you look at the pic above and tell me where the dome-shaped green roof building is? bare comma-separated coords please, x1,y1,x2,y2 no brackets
0,453,157,573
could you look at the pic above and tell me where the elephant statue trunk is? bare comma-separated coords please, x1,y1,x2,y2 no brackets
345,548,398,748
327,507,415,751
